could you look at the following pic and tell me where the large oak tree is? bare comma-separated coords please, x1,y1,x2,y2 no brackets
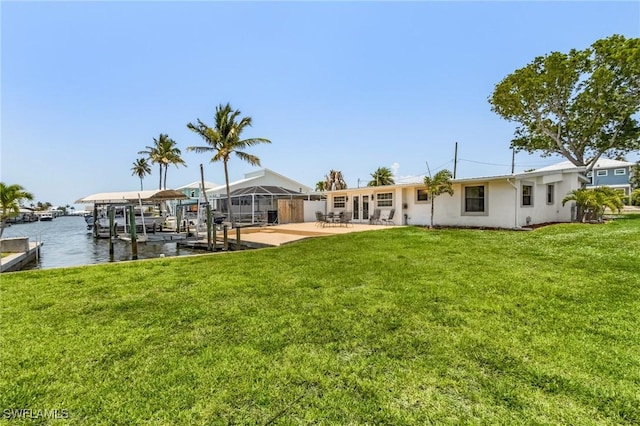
489,35,640,172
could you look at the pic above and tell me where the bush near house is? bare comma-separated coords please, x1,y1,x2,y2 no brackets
1,218,639,424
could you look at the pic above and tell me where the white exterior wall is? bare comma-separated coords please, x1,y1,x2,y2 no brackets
326,170,583,229
303,200,327,222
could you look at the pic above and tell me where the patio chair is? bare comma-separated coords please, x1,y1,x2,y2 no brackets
338,211,353,227
369,208,382,225
381,208,396,226
315,211,328,227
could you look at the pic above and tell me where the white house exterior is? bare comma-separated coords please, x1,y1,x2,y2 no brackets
323,165,587,228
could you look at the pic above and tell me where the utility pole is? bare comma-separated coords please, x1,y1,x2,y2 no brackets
511,148,515,174
453,142,458,179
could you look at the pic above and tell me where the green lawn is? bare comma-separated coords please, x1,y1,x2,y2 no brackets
1,217,639,425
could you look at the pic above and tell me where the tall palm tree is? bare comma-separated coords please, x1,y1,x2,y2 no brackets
368,166,395,186
157,135,187,190
0,182,34,238
138,138,163,190
423,169,454,229
186,103,271,223
131,158,152,191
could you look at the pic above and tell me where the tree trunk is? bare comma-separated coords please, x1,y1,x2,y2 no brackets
430,198,435,229
224,161,233,225
158,164,162,190
163,165,168,190
140,178,143,191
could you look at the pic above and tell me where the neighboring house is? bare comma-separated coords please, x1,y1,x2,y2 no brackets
536,159,635,198
206,168,313,199
176,181,218,201
323,165,587,228
205,169,316,224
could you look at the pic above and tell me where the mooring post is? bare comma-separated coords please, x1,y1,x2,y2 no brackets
93,204,98,238
129,206,138,260
108,207,115,257
223,224,228,251
236,226,241,250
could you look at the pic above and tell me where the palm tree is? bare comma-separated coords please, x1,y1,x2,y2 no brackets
368,166,395,186
423,169,454,229
315,181,327,192
186,103,271,223
138,139,163,190
131,158,152,191
324,170,347,191
0,182,34,238
138,134,186,190
157,135,187,190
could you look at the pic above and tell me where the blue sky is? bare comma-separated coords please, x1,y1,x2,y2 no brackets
2,1,639,207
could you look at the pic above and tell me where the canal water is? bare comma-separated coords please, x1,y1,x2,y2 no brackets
2,216,200,270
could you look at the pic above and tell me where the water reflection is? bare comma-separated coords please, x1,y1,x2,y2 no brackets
2,216,200,270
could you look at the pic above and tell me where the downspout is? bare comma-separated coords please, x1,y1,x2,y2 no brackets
507,178,518,228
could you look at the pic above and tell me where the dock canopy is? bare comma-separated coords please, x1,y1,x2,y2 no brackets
75,189,188,204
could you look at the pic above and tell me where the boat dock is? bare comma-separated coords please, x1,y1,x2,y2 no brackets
0,237,43,273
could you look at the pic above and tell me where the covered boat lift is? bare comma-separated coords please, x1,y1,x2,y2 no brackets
76,190,189,238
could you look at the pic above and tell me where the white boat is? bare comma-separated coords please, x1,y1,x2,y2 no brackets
38,212,54,221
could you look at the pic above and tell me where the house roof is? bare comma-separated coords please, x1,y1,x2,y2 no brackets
206,168,312,195
75,189,188,204
176,181,218,190
535,159,634,173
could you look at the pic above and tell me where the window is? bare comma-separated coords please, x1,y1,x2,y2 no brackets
464,185,485,213
596,170,608,177
416,189,429,202
614,168,626,176
190,190,196,198
546,184,554,205
376,192,393,207
522,184,533,206
333,196,346,209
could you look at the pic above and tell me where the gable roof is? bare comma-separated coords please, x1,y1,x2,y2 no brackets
535,159,634,173
206,168,312,195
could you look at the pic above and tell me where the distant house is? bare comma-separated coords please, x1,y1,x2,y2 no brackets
536,159,635,200
176,181,218,201
323,165,587,228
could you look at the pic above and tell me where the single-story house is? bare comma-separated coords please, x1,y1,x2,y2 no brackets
323,165,588,228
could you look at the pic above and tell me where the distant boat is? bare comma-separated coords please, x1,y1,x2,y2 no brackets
38,212,54,221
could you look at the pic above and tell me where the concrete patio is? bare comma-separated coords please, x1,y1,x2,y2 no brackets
200,222,400,248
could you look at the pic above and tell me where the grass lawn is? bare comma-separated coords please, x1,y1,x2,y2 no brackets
1,216,639,425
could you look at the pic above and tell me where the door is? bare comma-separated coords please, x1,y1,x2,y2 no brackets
353,196,360,220
362,195,370,221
